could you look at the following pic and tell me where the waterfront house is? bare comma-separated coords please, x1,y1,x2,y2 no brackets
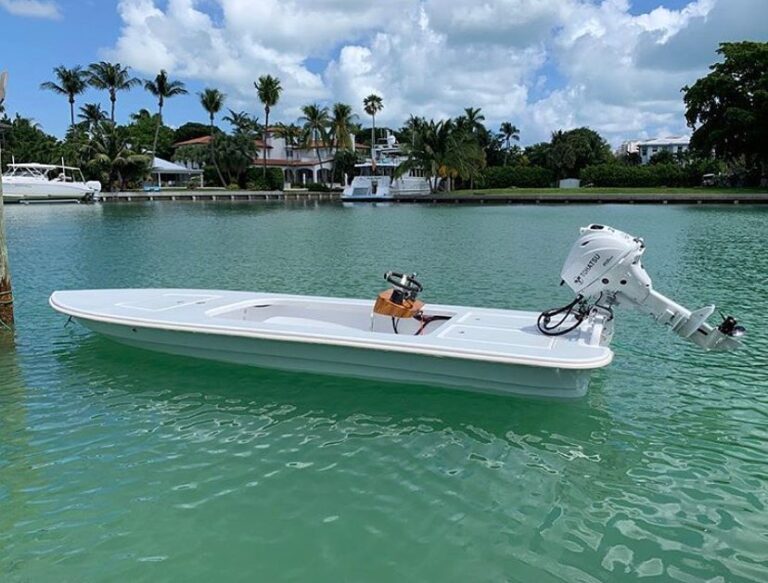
636,136,690,164
173,131,366,187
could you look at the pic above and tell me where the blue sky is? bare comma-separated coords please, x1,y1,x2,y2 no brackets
0,0,765,145
0,1,210,134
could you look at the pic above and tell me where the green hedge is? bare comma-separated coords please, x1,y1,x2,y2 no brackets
480,166,555,189
245,167,284,190
305,182,331,192
580,163,716,187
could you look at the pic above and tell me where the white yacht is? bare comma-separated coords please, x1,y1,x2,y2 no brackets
2,163,101,203
342,134,431,201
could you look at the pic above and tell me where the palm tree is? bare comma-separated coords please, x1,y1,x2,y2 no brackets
199,88,224,136
329,102,357,152
456,107,486,135
199,88,226,186
223,109,258,136
144,70,187,156
329,103,357,185
85,122,151,191
401,115,427,146
272,122,302,149
299,103,331,182
254,75,282,178
87,62,140,122
499,121,520,150
363,94,383,158
499,122,520,166
79,102,106,123
212,133,259,187
397,119,486,193
77,103,107,133
40,66,88,127
130,108,153,122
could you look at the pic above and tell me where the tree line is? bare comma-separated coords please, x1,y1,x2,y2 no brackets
1,41,765,191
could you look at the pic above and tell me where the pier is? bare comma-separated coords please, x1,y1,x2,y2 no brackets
98,189,341,202
91,189,768,205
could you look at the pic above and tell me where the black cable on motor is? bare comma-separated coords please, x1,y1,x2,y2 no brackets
592,292,615,322
391,317,399,334
537,295,589,336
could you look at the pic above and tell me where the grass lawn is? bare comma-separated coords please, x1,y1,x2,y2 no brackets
446,187,768,197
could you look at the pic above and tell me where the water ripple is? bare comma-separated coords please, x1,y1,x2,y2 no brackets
1,203,767,581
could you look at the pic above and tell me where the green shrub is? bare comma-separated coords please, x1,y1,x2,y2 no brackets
306,182,331,192
580,163,718,187
203,166,219,187
244,167,284,190
479,166,555,189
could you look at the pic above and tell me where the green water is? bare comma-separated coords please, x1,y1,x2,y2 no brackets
1,202,767,582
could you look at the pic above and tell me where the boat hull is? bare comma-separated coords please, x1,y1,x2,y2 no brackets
50,289,613,398
78,317,594,398
2,180,95,203
341,175,431,201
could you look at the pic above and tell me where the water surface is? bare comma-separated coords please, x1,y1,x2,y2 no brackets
1,201,767,581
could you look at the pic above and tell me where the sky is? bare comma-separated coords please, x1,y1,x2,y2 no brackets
0,0,766,146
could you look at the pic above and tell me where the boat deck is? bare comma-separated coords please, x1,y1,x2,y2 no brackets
50,289,613,370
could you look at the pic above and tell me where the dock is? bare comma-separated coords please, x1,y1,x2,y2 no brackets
98,190,340,202
93,189,768,205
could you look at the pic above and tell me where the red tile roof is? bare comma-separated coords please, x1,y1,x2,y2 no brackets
258,158,335,167
173,135,271,148
173,135,211,147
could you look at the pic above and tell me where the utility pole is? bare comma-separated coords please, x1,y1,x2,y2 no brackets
0,70,14,329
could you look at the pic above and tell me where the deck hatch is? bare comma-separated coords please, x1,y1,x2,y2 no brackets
116,293,220,312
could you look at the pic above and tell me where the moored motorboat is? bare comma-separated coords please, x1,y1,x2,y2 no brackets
2,162,101,203
341,133,431,201
50,225,744,397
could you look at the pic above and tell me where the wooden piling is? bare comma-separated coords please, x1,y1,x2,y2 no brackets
0,71,14,329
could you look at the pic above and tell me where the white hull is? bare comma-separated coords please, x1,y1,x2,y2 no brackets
342,175,431,201
50,289,614,398
2,179,96,202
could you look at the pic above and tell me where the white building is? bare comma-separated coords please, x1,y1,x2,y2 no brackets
616,140,641,158
173,131,366,187
636,136,690,165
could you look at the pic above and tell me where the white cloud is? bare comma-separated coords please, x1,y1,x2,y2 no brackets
0,0,60,19
107,0,767,146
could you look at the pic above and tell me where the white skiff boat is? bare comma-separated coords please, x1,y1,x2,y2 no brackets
50,225,744,398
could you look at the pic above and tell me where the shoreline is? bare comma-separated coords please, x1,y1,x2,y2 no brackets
392,188,768,204
12,186,766,205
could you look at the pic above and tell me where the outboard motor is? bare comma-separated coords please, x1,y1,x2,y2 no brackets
539,224,744,351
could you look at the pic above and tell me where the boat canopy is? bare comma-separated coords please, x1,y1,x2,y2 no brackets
6,162,84,171
3,163,86,182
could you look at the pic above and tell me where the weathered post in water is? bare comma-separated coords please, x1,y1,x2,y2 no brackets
0,71,14,329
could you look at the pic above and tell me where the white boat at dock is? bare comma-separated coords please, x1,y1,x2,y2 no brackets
342,133,431,201
50,225,743,398
2,162,101,203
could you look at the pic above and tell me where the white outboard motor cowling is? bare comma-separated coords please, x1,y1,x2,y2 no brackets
551,224,744,351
